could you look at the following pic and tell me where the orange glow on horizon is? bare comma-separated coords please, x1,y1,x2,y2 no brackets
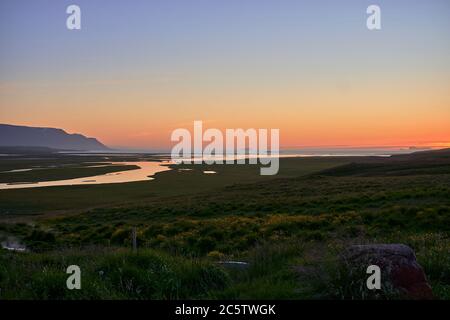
1,68,449,150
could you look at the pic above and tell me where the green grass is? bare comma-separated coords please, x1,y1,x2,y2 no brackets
2,234,447,300
0,247,230,299
0,152,449,299
0,157,348,217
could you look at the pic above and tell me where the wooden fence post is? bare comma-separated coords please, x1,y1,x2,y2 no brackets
132,227,137,253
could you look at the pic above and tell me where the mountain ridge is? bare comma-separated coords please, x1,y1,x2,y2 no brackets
0,123,110,151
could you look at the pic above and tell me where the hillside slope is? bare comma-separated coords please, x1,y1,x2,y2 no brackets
0,124,109,151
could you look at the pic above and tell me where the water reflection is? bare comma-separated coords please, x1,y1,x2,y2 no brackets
0,162,171,190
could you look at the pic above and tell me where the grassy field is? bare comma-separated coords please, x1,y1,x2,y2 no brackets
0,156,348,217
0,150,449,299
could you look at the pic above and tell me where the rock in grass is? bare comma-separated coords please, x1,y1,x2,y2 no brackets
344,244,434,300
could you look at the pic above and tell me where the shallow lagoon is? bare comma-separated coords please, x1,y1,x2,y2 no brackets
0,161,171,190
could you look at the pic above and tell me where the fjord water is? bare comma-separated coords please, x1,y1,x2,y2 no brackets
0,161,171,190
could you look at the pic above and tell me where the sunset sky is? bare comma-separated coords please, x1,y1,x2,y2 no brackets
1,0,449,150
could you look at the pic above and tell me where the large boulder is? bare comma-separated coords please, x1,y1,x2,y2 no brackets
343,244,434,300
